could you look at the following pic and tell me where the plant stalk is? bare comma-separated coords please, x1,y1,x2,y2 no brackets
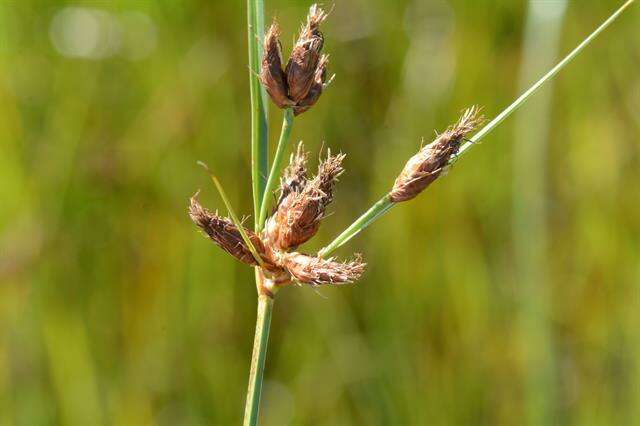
320,0,635,255
318,194,394,257
259,108,294,229
246,0,272,424
243,281,274,426
248,0,269,228
457,0,636,158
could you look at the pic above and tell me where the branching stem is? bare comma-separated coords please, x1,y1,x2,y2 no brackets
320,0,635,256
243,283,274,426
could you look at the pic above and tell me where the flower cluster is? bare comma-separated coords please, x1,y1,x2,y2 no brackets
189,4,482,294
260,5,331,115
190,146,365,288
190,5,363,292
389,107,483,202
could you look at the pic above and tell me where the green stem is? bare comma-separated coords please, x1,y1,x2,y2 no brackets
246,0,271,424
457,0,636,159
318,195,394,258
255,0,268,115
248,0,269,228
320,0,635,255
243,292,274,426
258,108,294,229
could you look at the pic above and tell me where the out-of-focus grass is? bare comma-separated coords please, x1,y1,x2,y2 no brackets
513,1,566,423
0,0,638,424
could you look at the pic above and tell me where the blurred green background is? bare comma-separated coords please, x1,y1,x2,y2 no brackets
1,0,639,424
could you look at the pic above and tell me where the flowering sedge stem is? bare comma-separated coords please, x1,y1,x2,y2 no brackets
258,108,294,230
248,0,269,228
246,0,272,424
318,195,394,257
243,291,273,426
320,0,635,256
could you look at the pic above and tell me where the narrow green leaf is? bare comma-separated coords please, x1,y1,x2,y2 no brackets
198,162,266,269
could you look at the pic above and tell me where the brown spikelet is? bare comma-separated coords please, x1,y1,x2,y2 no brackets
389,107,484,202
266,150,345,250
313,150,345,203
189,195,276,269
301,4,328,39
264,143,308,247
285,4,328,103
293,54,329,116
260,21,292,109
279,142,309,202
282,252,365,285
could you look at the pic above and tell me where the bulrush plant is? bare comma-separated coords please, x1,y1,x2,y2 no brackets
189,2,636,424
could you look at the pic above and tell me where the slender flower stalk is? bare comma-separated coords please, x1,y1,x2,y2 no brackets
243,292,274,426
247,0,272,424
259,108,295,229
319,0,636,257
457,0,637,158
318,194,393,258
248,0,269,227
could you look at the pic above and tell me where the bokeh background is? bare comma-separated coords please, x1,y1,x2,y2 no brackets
1,0,639,424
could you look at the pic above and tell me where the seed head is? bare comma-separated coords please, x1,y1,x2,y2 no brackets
260,4,330,115
285,5,328,103
389,107,483,202
189,195,276,269
293,54,330,116
260,21,292,109
265,150,345,250
279,142,309,203
299,4,328,41
282,252,365,285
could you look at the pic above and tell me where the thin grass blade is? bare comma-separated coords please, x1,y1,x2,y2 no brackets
198,162,266,269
